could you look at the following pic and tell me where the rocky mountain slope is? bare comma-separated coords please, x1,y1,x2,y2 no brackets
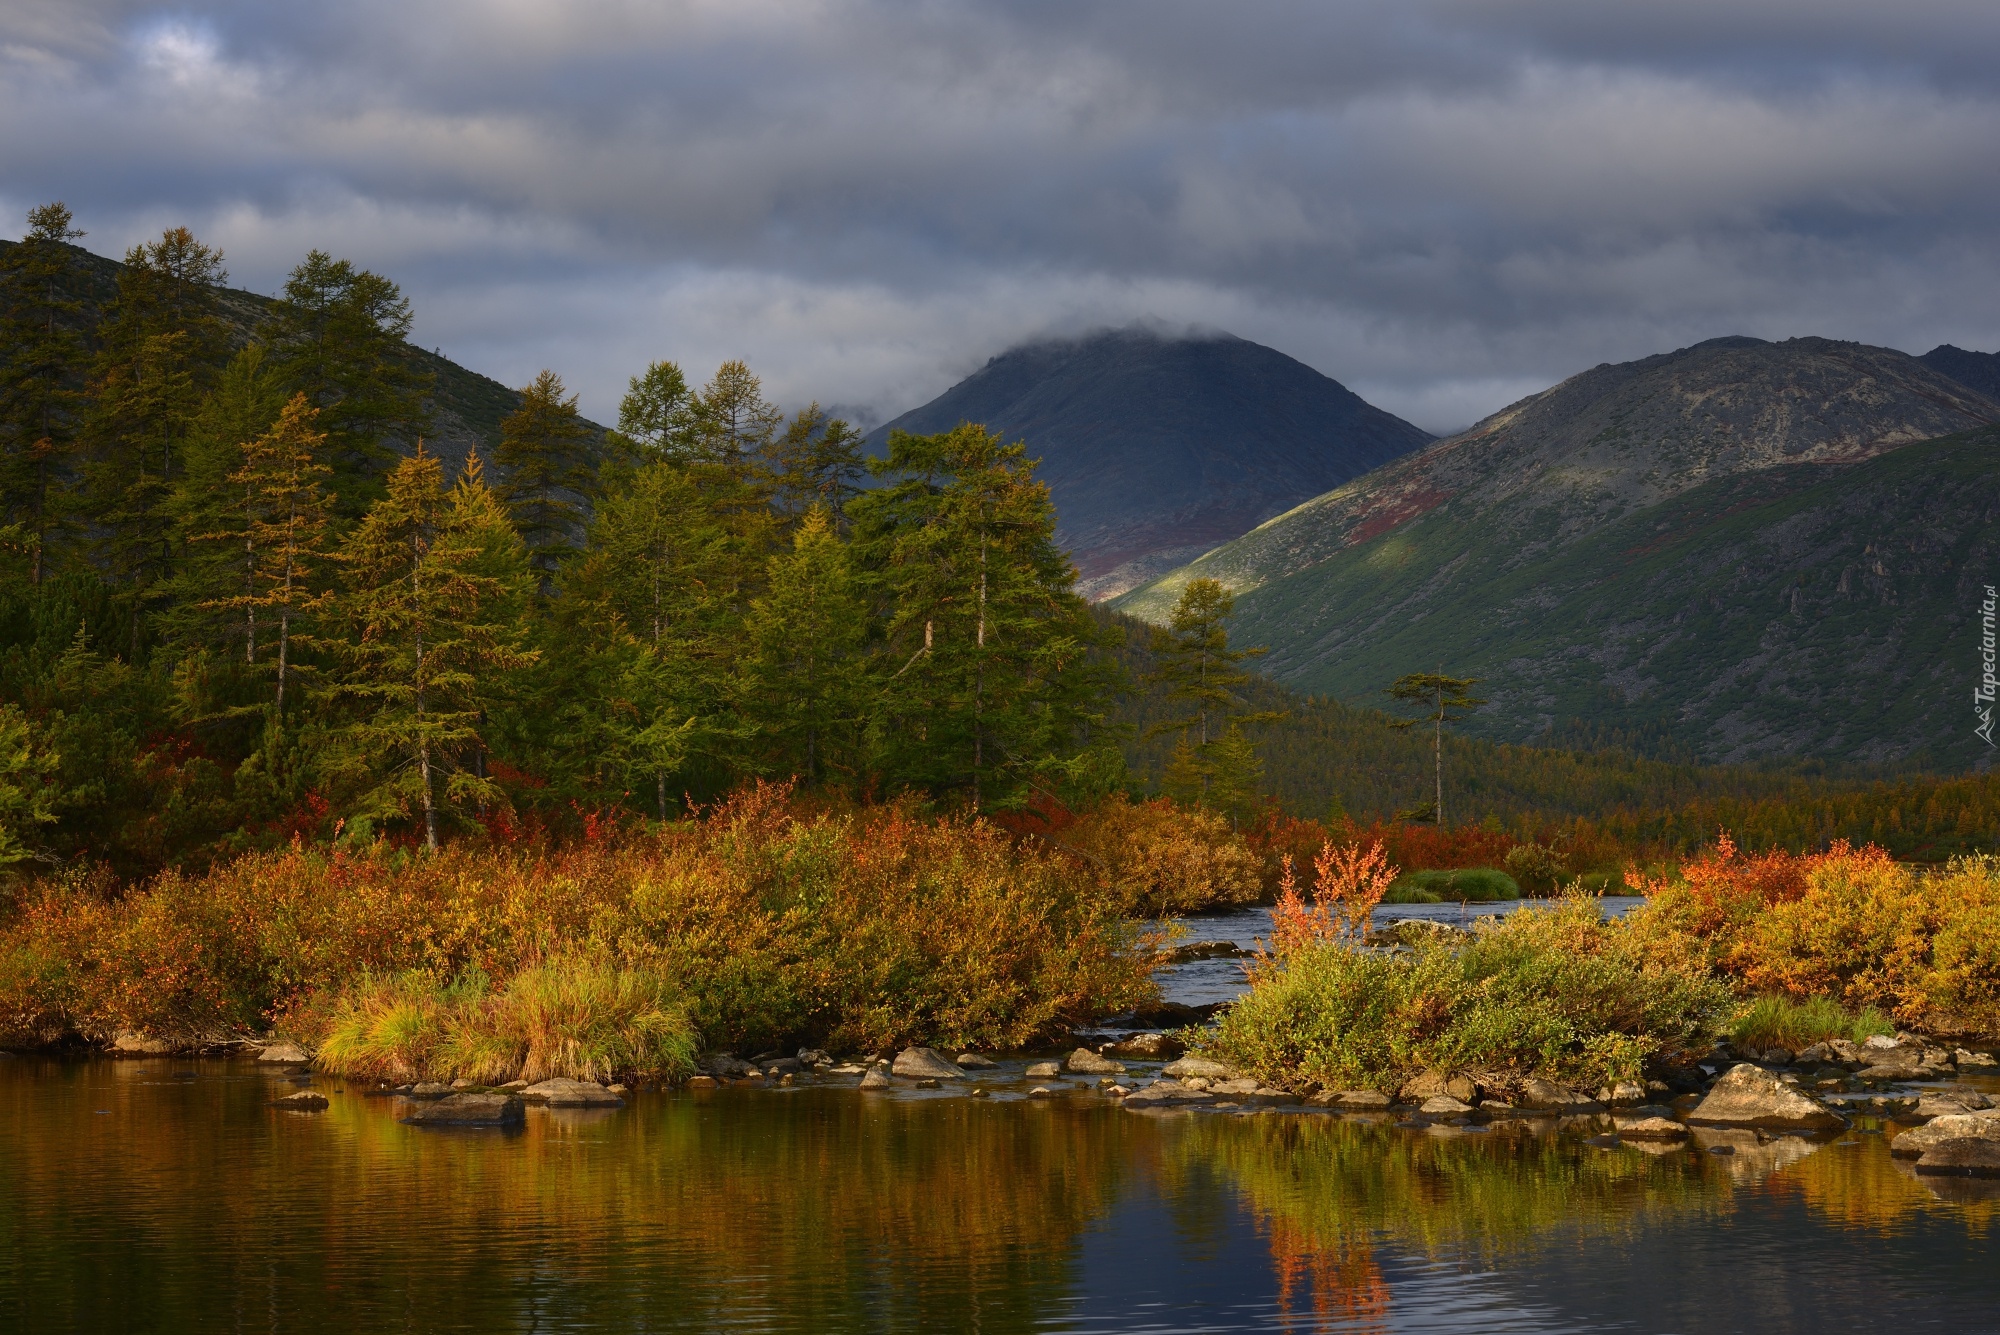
1118,336,2000,765
869,327,1431,600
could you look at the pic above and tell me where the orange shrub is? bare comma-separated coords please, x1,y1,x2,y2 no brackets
1062,794,1262,915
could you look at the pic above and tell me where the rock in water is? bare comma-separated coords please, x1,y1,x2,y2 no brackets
1161,1056,1237,1082
1516,1077,1603,1113
1401,1069,1475,1102
1309,1090,1393,1110
1025,1061,1063,1079
859,1068,891,1090
410,1082,453,1100
1614,1116,1688,1141
891,1047,964,1080
1889,1111,2000,1158
112,1031,176,1055
1105,1033,1183,1060
1916,1138,2000,1177
1065,1048,1125,1075
1687,1063,1844,1130
520,1078,624,1107
954,1052,997,1069
257,1041,311,1064
272,1091,329,1111
405,1094,524,1126
1419,1095,1474,1116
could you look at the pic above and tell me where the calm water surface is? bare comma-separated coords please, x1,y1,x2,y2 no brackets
2,1055,1996,1333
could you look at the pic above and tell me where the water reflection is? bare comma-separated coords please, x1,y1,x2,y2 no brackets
0,1059,1995,1333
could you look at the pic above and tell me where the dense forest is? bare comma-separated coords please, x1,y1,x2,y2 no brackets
3,205,1992,882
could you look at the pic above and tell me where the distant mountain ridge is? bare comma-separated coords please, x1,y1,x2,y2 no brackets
868,327,1432,599
1117,334,2000,766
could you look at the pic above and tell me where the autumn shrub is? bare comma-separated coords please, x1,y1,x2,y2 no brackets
1626,838,2000,1034
1205,895,1731,1092
1063,794,1262,915
0,783,1160,1063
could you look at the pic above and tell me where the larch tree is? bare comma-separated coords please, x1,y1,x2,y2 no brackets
851,422,1109,811
494,368,597,591
611,360,698,463
84,227,231,631
744,505,866,783
763,403,866,526
204,393,335,714
329,448,534,849
0,203,90,585
262,250,431,515
691,359,783,465
1385,670,1486,829
1147,578,1275,812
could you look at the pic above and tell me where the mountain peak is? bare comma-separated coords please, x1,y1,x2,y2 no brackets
870,325,1431,599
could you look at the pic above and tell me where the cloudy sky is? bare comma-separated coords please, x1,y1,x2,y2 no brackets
6,1,2000,434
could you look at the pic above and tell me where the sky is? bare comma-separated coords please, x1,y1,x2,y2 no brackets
6,1,2000,436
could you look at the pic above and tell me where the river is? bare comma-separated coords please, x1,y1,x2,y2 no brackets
4,898,1997,1332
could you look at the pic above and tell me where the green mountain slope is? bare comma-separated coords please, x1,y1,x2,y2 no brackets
1118,336,2000,765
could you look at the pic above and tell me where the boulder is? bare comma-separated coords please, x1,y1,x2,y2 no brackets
405,1093,524,1126
257,1041,312,1064
1615,1115,1688,1141
1688,1063,1844,1130
954,1052,997,1069
1027,1086,1059,1098
797,1048,833,1066
1419,1095,1474,1116
1856,1063,1924,1082
112,1031,176,1056
686,1075,719,1089
859,1068,891,1090
1516,1077,1603,1113
1104,1033,1183,1060
1162,1056,1238,1082
272,1091,329,1111
891,1047,964,1080
1890,1111,2000,1158
1210,1078,1261,1096
410,1082,453,1100
1916,1092,1993,1119
1597,1081,1648,1106
521,1078,624,1108
1915,1138,2000,1178
1065,1048,1126,1075
1957,1048,1999,1069
1025,1061,1063,1079
1161,939,1248,963
701,1055,757,1078
1400,1068,1478,1102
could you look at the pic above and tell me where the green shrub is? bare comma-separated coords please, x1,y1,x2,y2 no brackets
1726,994,1893,1053
1379,883,1442,905
1393,868,1520,902
1206,895,1731,1091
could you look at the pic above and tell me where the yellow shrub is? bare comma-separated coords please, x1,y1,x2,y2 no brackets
1063,795,1262,915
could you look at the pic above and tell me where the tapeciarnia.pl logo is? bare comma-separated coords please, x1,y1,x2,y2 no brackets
1979,583,1998,747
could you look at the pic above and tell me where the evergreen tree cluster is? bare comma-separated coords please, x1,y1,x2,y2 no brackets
0,208,1123,871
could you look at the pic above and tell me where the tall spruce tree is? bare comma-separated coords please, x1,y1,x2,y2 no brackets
0,203,90,585
327,448,534,849
851,422,1108,810
263,250,431,515
494,368,597,590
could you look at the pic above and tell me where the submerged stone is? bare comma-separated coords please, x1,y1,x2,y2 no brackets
405,1094,524,1126
519,1078,623,1107
271,1091,328,1112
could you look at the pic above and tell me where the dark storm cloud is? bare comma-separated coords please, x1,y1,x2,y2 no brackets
4,0,1998,433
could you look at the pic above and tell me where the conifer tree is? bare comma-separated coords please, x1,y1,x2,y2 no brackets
744,505,865,782
691,359,782,464
764,403,866,525
84,227,231,628
328,448,534,849
1146,578,1277,813
205,393,334,713
1386,670,1486,829
851,422,1109,810
611,360,697,462
263,250,431,514
0,203,89,585
495,368,597,589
